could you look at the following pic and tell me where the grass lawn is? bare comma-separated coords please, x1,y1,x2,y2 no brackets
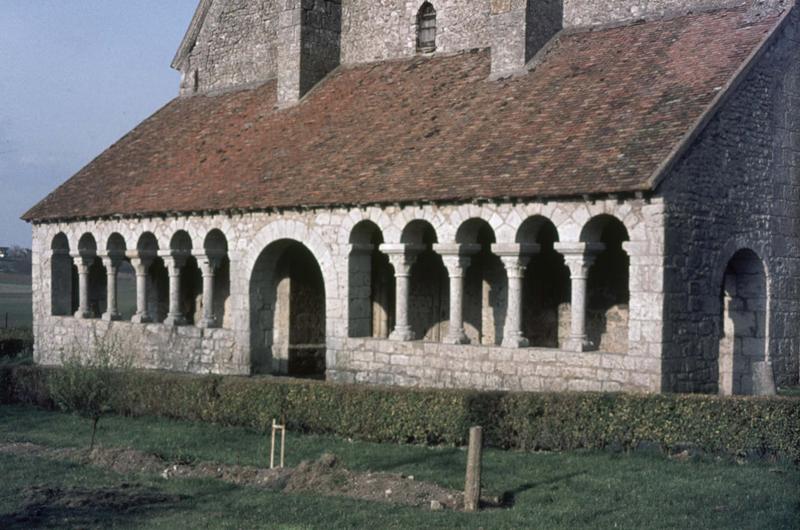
0,405,797,528
0,273,32,329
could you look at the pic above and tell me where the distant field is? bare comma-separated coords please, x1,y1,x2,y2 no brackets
0,273,32,329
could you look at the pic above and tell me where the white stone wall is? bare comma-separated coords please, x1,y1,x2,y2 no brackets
31,196,666,392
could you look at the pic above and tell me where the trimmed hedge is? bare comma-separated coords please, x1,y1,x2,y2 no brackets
2,365,799,461
0,328,33,359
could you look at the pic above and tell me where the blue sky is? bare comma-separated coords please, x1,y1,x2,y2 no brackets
0,1,198,247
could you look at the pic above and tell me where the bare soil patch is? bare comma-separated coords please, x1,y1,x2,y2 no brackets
0,484,182,529
0,442,464,510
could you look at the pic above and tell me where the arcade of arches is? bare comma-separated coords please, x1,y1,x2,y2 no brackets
34,197,784,395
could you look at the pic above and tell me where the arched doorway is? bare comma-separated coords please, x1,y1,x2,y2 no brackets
719,249,768,395
250,240,326,379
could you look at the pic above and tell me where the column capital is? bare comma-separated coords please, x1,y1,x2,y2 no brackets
380,243,424,275
432,243,482,257
491,242,541,258
127,249,155,265
554,242,605,278
70,252,95,268
99,253,124,269
159,251,188,270
553,241,605,257
192,249,226,270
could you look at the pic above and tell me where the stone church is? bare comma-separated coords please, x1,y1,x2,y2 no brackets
23,0,800,395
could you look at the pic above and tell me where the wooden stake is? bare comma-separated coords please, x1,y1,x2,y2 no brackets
270,418,286,469
270,419,276,469
280,422,286,468
464,426,483,512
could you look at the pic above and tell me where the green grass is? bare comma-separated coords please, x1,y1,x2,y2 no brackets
0,274,32,329
0,405,797,529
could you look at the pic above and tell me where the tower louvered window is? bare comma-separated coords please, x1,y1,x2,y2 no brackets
417,3,437,53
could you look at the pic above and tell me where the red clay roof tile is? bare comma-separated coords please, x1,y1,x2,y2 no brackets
22,7,780,222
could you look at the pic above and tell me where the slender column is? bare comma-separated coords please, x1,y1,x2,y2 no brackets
162,254,187,326
72,255,92,319
443,256,470,344
101,255,122,321
129,256,153,323
435,243,480,345
555,242,604,352
493,243,538,348
194,250,225,329
381,244,423,341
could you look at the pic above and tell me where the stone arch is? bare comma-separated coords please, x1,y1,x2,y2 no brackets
517,216,570,347
400,220,448,341
136,232,168,323
203,229,231,328
50,232,77,316
75,232,106,318
170,230,193,253
250,239,327,378
456,218,507,345
245,220,339,369
581,215,630,352
348,220,394,338
718,248,769,395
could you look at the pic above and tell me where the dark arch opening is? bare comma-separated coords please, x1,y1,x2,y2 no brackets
402,220,448,341
718,249,767,395
457,219,507,345
581,215,630,353
518,216,570,348
76,233,104,318
250,240,326,379
136,233,167,323
105,233,135,321
204,229,231,328
348,221,394,338
50,233,77,316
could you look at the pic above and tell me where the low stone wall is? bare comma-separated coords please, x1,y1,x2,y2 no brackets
329,338,660,392
34,316,245,375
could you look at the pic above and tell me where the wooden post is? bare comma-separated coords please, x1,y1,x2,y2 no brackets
464,426,483,512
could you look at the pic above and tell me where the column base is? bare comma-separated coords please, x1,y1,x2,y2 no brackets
131,313,152,324
164,314,188,327
101,312,121,322
501,334,529,348
444,331,470,345
74,310,93,319
563,337,594,352
199,318,219,329
390,327,415,342
752,361,776,396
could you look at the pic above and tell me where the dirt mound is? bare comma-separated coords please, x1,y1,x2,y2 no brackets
1,442,464,510
285,453,462,509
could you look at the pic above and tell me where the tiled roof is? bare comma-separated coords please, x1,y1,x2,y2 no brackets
23,7,782,222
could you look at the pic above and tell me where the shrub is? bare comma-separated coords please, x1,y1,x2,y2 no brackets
46,333,133,451
3,366,799,461
0,328,33,363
